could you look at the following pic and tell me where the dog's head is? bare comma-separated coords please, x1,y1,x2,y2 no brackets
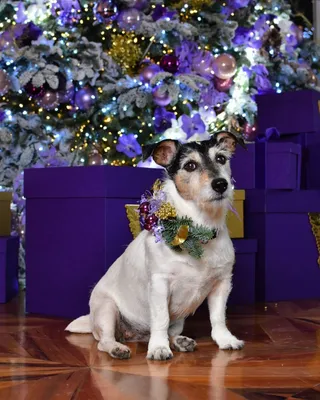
143,132,245,211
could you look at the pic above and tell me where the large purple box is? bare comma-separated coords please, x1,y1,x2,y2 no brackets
25,166,257,318
25,166,162,318
245,190,320,302
0,236,19,303
257,90,320,135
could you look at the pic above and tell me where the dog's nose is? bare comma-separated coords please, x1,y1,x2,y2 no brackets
211,178,228,194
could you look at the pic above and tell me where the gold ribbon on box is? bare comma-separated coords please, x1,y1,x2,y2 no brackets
308,213,320,267
125,205,141,239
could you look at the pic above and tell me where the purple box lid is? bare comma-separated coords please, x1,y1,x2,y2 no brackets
232,239,257,253
246,190,320,213
256,89,320,135
24,166,163,199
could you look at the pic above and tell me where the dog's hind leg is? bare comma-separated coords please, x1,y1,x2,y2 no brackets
169,319,197,352
92,297,131,359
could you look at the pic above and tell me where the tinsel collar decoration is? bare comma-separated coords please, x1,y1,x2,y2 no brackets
138,180,218,259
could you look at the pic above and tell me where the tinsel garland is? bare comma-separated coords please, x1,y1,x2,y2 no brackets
108,33,143,75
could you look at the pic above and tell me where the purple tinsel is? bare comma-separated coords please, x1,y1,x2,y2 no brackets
154,107,176,133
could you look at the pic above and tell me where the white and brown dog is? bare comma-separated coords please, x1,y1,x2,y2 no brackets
66,131,245,360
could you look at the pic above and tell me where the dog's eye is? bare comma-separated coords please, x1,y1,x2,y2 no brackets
184,161,198,172
216,155,227,165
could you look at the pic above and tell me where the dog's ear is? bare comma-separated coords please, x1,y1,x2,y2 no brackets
142,140,180,167
211,131,246,153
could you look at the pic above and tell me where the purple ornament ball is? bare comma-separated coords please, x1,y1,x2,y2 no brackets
75,87,96,111
243,122,257,141
25,82,45,98
117,8,142,31
152,87,171,106
59,85,75,104
94,0,118,22
131,0,148,10
160,54,180,74
193,52,215,78
140,64,161,83
88,150,103,165
0,70,10,95
39,91,59,110
214,76,233,92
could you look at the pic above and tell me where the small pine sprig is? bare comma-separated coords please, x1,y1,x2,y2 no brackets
161,216,217,259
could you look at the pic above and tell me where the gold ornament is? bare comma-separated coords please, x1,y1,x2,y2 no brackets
171,225,189,246
108,33,143,75
155,202,177,220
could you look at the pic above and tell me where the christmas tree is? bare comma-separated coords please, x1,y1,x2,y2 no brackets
0,0,319,279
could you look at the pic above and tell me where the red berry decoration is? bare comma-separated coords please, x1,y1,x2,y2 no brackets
144,223,153,231
139,202,150,214
145,214,158,225
160,54,180,74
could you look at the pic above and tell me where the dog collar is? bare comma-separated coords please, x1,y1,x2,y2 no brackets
138,180,218,259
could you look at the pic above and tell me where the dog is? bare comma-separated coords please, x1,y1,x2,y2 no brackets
66,131,245,360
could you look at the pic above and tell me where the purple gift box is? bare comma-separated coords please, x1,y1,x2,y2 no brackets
231,144,255,189
257,90,320,189
25,166,257,318
0,236,19,303
245,190,320,302
255,142,301,190
228,239,257,305
257,89,320,135
25,166,162,318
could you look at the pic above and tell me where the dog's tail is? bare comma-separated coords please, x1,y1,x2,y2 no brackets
65,315,92,333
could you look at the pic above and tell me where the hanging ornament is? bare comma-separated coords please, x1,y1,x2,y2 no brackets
193,51,215,79
75,87,96,111
211,54,237,80
129,0,148,10
160,54,180,74
94,0,118,22
0,70,10,95
140,63,161,83
108,33,142,75
24,82,45,98
39,91,59,110
214,76,233,92
152,87,171,106
88,149,103,165
243,122,257,141
117,9,142,31
0,31,14,51
59,85,75,103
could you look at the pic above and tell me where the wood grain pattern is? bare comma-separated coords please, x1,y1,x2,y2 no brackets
0,295,320,399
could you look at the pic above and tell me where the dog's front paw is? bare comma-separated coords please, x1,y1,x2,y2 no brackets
98,341,131,359
172,336,197,352
213,333,244,351
147,346,173,361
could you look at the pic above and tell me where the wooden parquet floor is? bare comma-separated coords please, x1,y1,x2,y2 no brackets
0,295,320,399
